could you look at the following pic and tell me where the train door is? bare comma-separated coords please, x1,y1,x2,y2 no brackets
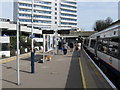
95,36,100,57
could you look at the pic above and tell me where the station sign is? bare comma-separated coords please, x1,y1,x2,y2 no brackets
42,30,55,34
57,30,70,34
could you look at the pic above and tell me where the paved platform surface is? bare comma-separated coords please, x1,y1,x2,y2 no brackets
1,49,111,89
80,49,111,88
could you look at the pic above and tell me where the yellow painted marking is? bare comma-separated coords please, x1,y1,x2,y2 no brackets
1,58,16,63
0,53,31,64
0,57,15,61
79,58,87,89
0,51,40,64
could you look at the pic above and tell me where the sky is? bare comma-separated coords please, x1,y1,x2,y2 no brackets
0,1,13,20
77,2,118,31
0,1,119,31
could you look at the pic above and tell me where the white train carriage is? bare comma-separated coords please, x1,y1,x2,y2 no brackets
84,20,120,77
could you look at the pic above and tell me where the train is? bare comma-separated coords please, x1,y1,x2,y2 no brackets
83,20,120,88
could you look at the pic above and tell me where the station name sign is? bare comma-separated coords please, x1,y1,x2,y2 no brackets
42,30,70,34
57,30,70,34
42,30,55,34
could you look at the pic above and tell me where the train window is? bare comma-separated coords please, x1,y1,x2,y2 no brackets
114,31,116,35
87,39,89,46
84,39,87,46
108,37,119,59
84,39,89,46
98,39,104,51
101,39,109,54
90,39,96,48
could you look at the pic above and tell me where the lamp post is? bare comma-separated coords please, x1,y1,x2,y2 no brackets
43,34,45,62
16,21,20,85
16,0,20,85
54,26,58,55
31,0,35,73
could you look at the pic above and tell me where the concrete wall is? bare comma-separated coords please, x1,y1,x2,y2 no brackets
0,21,42,34
0,19,43,58
0,36,10,58
0,51,10,58
0,36,10,43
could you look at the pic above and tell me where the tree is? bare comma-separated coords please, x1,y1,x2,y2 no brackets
10,36,17,56
10,35,32,55
20,35,27,54
93,17,113,31
10,36,17,50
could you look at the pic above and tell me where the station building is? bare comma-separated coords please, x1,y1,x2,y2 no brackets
13,0,77,28
0,18,43,58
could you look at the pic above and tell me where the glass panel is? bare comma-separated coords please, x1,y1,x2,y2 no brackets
98,39,104,51
108,38,119,59
98,37,119,59
90,39,96,48
2,43,9,51
102,39,109,54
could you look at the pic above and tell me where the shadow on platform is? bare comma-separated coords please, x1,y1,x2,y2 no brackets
2,64,31,74
20,54,43,62
65,50,83,88
2,79,17,85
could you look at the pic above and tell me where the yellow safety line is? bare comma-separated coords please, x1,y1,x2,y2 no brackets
0,57,15,61
0,53,30,64
79,58,87,89
0,51,40,64
1,58,16,63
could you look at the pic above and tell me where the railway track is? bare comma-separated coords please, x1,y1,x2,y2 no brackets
83,47,119,89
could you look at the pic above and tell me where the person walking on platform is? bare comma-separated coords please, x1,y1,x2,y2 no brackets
58,41,62,54
63,43,68,55
76,41,81,51
69,42,74,52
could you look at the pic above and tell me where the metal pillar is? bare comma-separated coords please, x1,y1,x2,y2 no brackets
16,21,20,85
54,30,58,54
31,0,35,73
43,34,46,62
16,0,20,85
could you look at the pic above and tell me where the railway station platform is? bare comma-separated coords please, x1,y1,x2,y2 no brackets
1,49,112,89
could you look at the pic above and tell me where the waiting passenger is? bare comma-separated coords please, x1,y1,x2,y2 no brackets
103,46,107,53
98,44,104,51
69,42,74,52
63,43,68,55
76,41,81,51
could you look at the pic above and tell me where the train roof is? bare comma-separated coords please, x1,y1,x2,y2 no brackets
89,20,120,38
107,19,120,27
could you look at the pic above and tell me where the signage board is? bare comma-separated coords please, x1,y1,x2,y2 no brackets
42,30,55,34
58,30,70,34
